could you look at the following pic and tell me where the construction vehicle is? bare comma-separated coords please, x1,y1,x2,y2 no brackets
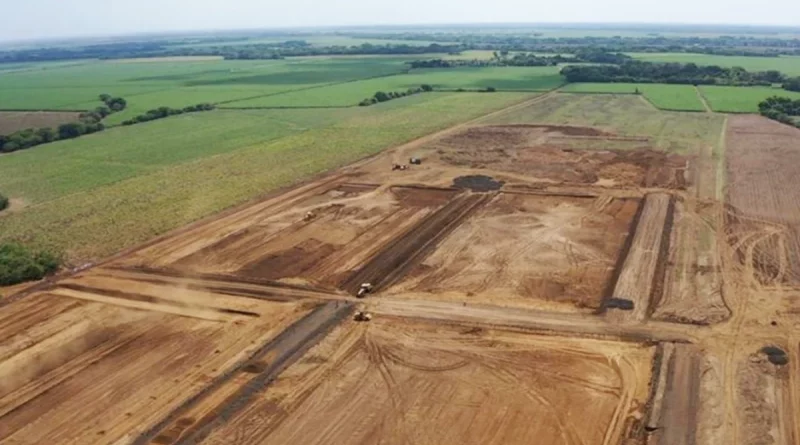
356,283,373,298
392,163,408,171
303,211,315,222
409,157,422,165
354,311,373,322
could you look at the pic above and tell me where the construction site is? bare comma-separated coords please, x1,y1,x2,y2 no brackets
1,100,799,445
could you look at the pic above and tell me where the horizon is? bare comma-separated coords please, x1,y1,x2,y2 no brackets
3,0,800,44
3,21,800,46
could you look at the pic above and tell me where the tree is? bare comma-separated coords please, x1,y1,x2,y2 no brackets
421,84,433,92
374,91,391,102
784,77,800,92
99,93,112,102
36,127,56,143
58,122,86,139
0,242,60,286
0,192,8,211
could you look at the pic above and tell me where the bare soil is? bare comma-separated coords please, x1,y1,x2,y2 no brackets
1,97,795,445
196,317,655,445
0,111,81,136
726,115,800,284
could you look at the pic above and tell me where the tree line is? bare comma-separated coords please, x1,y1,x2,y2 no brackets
0,41,464,63
0,95,215,153
359,85,433,106
121,103,215,125
759,96,800,128
352,32,800,57
409,49,630,69
560,61,796,88
0,94,125,153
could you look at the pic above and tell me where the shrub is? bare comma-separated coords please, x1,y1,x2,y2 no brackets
0,193,8,211
0,242,61,286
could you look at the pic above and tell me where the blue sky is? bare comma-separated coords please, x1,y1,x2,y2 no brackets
2,0,799,42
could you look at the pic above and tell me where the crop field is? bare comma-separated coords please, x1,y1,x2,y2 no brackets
0,92,531,262
699,86,800,113
2,91,799,445
0,111,81,135
629,52,800,76
0,57,414,116
485,93,725,153
222,66,563,108
561,83,707,111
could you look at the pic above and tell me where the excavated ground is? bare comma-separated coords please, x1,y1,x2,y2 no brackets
1,105,797,445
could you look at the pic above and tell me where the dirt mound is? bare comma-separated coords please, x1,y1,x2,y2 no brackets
452,175,505,192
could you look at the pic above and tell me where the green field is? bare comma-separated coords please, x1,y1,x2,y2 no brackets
0,56,562,121
222,66,561,108
629,53,800,76
560,83,706,111
699,86,800,112
488,93,724,153
0,92,532,262
0,57,417,116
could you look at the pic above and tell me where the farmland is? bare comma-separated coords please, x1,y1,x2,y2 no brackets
2,84,800,445
0,92,531,261
699,86,800,113
0,111,80,135
630,53,800,76
222,67,562,108
561,83,706,111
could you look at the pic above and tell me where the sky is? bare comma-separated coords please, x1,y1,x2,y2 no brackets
2,0,800,42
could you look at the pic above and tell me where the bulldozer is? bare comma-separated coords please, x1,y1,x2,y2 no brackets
409,157,422,165
303,211,316,222
356,283,373,298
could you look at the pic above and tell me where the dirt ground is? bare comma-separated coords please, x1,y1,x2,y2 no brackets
0,111,81,136
196,317,655,445
387,193,639,311
1,95,798,445
726,115,800,285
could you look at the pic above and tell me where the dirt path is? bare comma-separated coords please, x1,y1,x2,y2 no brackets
695,86,713,113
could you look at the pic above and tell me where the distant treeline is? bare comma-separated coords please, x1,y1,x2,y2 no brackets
561,61,798,88
759,96,800,128
410,49,630,68
0,40,464,63
353,33,800,56
0,94,124,153
358,85,433,106
121,104,215,125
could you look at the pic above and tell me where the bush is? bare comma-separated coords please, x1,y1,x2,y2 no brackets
0,242,61,286
0,193,8,211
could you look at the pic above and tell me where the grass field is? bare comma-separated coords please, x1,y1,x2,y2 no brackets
561,83,706,111
699,85,800,112
487,93,724,153
629,53,800,76
223,67,562,108
0,92,532,262
0,57,416,117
